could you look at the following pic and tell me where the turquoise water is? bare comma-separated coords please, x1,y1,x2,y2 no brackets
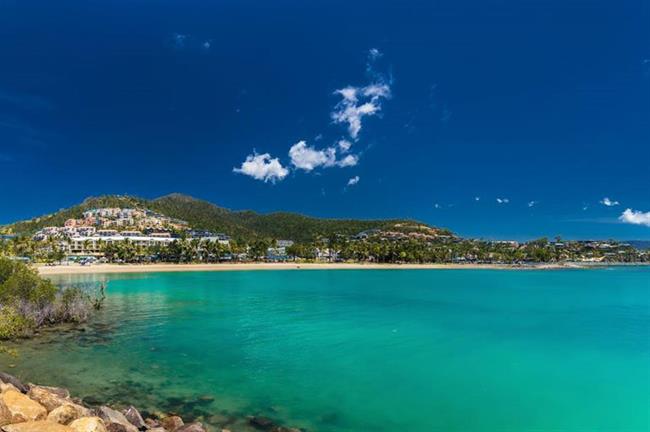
2,268,649,431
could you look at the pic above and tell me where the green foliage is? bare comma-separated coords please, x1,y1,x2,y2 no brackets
0,257,103,340
0,259,56,307
0,306,34,339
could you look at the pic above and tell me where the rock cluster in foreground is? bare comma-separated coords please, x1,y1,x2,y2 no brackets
0,372,299,432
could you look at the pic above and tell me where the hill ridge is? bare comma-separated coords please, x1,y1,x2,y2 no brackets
3,193,446,242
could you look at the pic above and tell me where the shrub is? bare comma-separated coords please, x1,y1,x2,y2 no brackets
0,259,56,307
0,305,34,339
0,257,103,340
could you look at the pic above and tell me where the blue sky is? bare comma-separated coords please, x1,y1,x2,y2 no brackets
0,0,649,240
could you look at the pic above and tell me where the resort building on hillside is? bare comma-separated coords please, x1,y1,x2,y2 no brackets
68,234,176,254
66,231,231,255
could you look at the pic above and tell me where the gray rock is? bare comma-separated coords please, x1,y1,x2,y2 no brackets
122,405,145,429
0,373,28,393
95,406,138,432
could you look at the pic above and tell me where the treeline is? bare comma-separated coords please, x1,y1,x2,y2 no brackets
96,236,647,264
0,257,104,339
289,236,647,264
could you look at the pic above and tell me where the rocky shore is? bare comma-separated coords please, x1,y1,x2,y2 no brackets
0,372,299,432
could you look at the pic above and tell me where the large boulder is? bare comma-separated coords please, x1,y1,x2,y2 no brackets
47,403,92,425
94,407,137,432
1,421,73,432
0,400,12,427
0,389,47,422
175,423,207,432
0,374,28,394
0,384,19,395
69,417,108,432
32,385,69,399
28,386,70,412
121,406,144,430
159,415,184,431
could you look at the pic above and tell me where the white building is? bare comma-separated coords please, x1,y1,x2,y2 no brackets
68,235,175,254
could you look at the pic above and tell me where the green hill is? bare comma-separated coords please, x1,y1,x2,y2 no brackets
3,193,450,243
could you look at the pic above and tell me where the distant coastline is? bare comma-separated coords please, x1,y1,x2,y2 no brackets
34,261,646,275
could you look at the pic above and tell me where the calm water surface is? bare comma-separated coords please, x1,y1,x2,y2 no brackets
2,268,649,431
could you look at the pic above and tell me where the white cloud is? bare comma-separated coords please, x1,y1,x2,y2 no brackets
600,197,620,207
233,152,288,183
338,139,352,152
347,176,360,186
336,87,358,102
363,83,391,99
434,203,441,209
528,200,538,208
289,141,336,171
202,40,211,50
619,209,650,227
496,198,510,204
337,154,359,167
331,81,391,140
368,48,383,62
288,140,359,171
474,196,480,202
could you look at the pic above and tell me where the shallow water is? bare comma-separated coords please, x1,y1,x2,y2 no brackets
2,268,649,431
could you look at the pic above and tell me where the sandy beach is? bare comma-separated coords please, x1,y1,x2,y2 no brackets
35,261,580,275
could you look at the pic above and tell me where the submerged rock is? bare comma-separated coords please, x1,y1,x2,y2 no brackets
69,416,108,432
0,389,47,422
81,396,103,407
1,420,74,432
249,416,275,430
0,373,29,394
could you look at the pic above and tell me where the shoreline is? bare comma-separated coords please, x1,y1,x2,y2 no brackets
0,370,284,432
33,261,620,275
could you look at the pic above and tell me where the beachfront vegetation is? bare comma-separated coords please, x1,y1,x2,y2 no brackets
1,194,647,265
0,257,103,339
3,230,646,265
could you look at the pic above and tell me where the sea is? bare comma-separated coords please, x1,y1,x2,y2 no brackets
1,267,648,431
